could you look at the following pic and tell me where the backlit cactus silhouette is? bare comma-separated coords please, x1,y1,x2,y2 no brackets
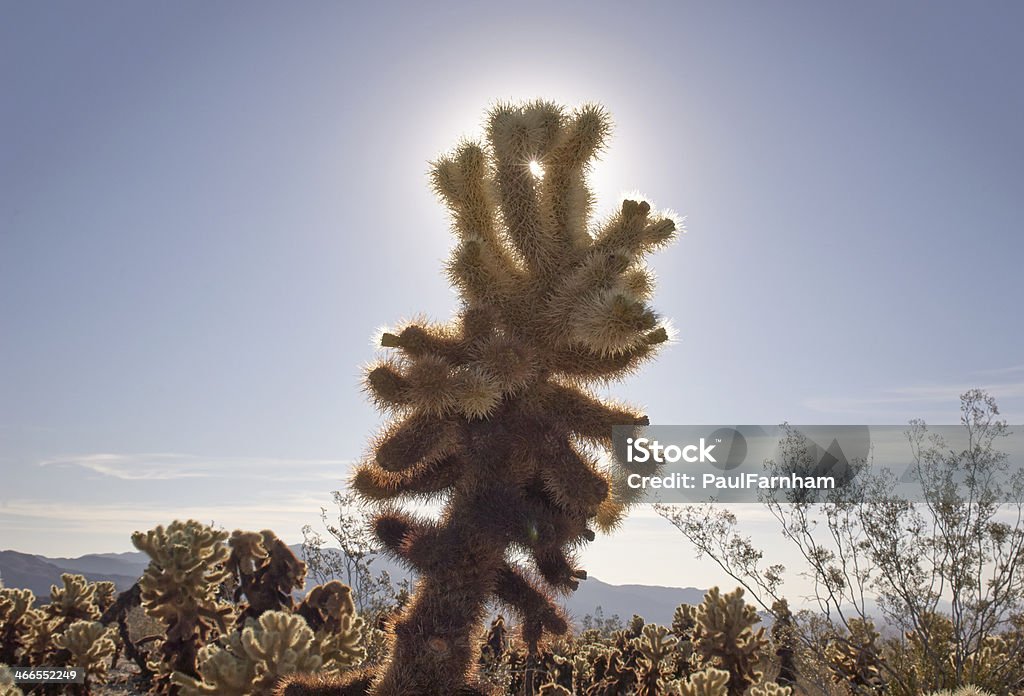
228,529,307,622
341,100,678,694
635,623,679,695
768,599,796,688
824,618,885,691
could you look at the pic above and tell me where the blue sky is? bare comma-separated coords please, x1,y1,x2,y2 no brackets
2,1,1022,594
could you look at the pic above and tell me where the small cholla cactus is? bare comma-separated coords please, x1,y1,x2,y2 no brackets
692,587,767,696
228,530,307,622
672,604,697,639
532,648,573,693
768,599,796,687
53,620,118,691
47,574,100,628
482,615,508,663
0,576,120,693
896,611,956,693
303,99,681,695
627,615,647,639
824,618,885,691
173,610,351,696
926,688,996,696
133,519,234,688
92,581,117,616
746,681,793,696
958,635,1022,695
636,623,678,666
634,623,679,695
4,575,115,672
587,647,638,695
304,584,366,672
538,684,572,696
19,609,60,667
0,588,35,664
669,603,698,680
665,666,730,696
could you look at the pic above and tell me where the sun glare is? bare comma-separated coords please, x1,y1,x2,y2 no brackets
528,160,544,178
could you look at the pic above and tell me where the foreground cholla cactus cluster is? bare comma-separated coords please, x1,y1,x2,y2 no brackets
293,99,681,695
0,573,118,694
474,586,790,696
129,520,365,695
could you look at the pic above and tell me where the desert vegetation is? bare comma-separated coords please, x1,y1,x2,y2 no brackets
1,519,368,696
3,101,1022,695
3,517,1022,695
655,390,1024,695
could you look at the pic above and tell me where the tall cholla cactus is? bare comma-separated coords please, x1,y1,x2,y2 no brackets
346,100,679,695
692,588,767,696
133,520,233,689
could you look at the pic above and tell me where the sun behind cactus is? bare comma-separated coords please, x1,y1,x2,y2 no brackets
291,100,680,695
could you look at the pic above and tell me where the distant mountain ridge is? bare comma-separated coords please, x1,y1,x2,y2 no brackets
0,547,704,626
0,550,141,599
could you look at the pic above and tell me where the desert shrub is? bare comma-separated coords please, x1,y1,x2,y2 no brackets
658,391,1024,695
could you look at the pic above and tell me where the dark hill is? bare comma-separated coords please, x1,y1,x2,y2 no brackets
0,550,138,599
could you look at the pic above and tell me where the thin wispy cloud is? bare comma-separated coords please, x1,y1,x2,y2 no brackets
804,373,1024,417
974,365,1024,376
0,494,329,539
37,453,352,482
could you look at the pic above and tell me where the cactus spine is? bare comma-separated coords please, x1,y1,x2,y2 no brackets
341,100,678,695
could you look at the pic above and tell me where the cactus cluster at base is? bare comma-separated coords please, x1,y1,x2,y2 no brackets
125,519,367,696
469,586,792,696
0,574,120,694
